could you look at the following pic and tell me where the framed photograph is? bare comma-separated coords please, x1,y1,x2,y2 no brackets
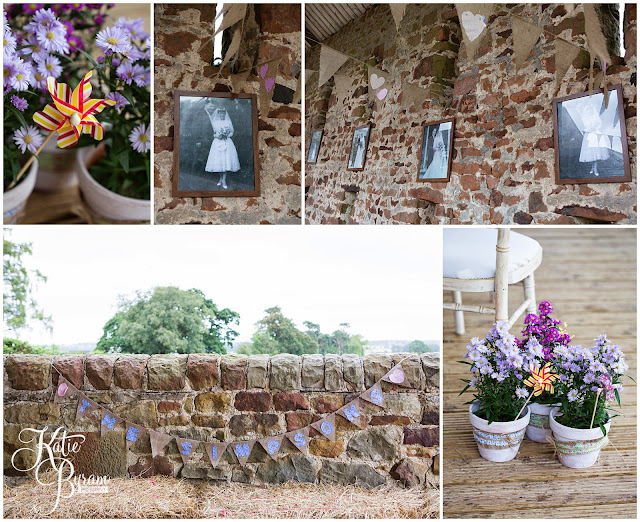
553,84,631,184
347,124,371,171
417,118,454,182
306,129,323,163
172,91,260,197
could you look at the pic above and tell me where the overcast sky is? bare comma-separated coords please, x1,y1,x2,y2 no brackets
4,226,442,346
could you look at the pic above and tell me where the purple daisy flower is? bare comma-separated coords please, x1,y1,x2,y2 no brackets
36,23,69,54
13,125,44,154
10,94,28,111
37,54,62,78
11,58,33,90
128,123,150,153
106,91,129,113
95,26,131,54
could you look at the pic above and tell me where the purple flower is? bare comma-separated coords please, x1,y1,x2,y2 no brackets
95,15,104,25
128,123,150,153
37,54,62,78
95,26,131,54
11,58,33,90
116,61,144,85
67,35,83,50
13,125,44,154
106,91,129,113
10,94,28,111
36,23,69,53
23,3,45,15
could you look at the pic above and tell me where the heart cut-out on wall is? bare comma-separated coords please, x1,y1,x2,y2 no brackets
376,88,388,100
264,77,275,93
387,367,406,384
370,73,385,89
461,11,486,42
259,63,269,78
57,382,68,397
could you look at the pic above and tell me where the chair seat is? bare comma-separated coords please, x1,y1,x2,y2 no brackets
443,229,542,280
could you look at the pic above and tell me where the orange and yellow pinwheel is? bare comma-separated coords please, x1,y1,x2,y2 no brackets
33,71,115,149
523,362,559,396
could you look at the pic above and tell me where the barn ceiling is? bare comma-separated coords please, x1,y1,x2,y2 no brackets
305,4,373,47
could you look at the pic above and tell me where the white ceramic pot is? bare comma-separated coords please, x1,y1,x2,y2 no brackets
77,146,150,222
526,402,560,443
3,159,38,224
469,402,530,462
34,137,78,192
549,407,610,468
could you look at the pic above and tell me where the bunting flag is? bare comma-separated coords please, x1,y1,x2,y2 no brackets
258,58,281,117
333,74,352,101
360,382,386,408
232,440,256,467
455,4,493,60
204,442,227,468
368,66,392,106
220,27,242,69
150,431,173,458
583,3,611,66
401,81,429,109
258,436,284,460
75,393,99,419
230,69,250,93
512,17,543,70
389,4,408,31
100,409,120,437
311,413,337,442
305,69,316,84
214,4,247,37
292,75,302,104
564,4,575,16
337,401,365,428
318,45,349,87
125,422,145,449
53,376,77,403
175,438,200,465
286,427,310,455
555,38,580,89
382,364,411,387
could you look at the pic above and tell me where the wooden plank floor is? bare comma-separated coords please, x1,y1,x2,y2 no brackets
442,228,637,519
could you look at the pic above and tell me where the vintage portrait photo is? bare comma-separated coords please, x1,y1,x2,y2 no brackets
417,119,454,182
347,124,371,171
172,91,260,197
553,84,631,184
307,129,323,163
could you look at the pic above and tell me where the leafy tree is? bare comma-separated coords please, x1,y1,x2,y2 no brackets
303,320,333,354
251,306,318,355
405,340,435,353
96,286,239,354
3,337,60,355
3,237,51,335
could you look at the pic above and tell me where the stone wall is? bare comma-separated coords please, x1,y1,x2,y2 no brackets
305,3,637,224
3,353,439,488
154,4,302,224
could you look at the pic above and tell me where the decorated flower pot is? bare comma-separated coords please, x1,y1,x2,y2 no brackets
526,402,560,443
34,137,78,192
470,402,530,462
3,158,38,224
77,145,150,222
549,407,610,468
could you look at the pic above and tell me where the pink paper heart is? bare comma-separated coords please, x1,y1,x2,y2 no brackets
376,88,388,101
259,63,269,78
264,76,275,93
57,382,68,397
387,368,405,384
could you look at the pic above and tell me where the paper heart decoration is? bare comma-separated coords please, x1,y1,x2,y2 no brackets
259,63,269,78
376,88,388,100
370,74,385,89
57,382,69,397
387,367,406,384
264,77,275,93
461,11,486,42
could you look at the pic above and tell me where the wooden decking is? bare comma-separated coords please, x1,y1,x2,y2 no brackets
443,229,637,519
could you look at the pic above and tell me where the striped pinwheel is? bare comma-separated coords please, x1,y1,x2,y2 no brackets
33,71,116,149
523,362,559,396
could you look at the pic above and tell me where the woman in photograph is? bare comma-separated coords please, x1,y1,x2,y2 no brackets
205,103,240,188
350,133,365,168
420,125,447,179
578,102,610,177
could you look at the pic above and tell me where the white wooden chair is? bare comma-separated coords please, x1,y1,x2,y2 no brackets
443,228,543,334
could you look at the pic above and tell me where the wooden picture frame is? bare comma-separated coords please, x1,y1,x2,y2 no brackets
416,117,455,183
347,124,371,171
306,129,324,163
553,84,631,185
172,91,260,197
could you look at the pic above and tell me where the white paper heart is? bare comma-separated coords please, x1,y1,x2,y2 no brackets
388,367,405,384
370,74,385,90
461,11,486,42
376,88,388,100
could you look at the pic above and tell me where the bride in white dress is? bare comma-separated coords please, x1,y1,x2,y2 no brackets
204,104,240,189
420,125,447,179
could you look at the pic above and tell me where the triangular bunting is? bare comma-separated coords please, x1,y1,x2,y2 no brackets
305,69,316,84
220,27,242,69
332,74,352,101
512,17,543,70
258,58,281,117
53,376,77,403
292,75,302,104
286,427,310,455
75,393,99,420
360,382,386,408
368,66,392,106
214,4,247,37
232,440,256,466
310,413,337,442
125,422,145,449
337,401,365,428
583,3,611,66
204,442,227,468
150,431,173,458
230,69,250,93
455,4,493,61
382,364,411,387
318,45,349,87
401,81,429,109
99,409,120,437
555,38,580,89
175,438,200,464
258,436,284,460
389,4,407,31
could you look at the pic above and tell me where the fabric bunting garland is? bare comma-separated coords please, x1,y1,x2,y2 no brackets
389,4,408,31
204,442,228,468
257,58,281,116
310,413,337,442
150,430,173,458
53,376,77,403
400,81,429,109
286,427,311,455
337,401,366,429
368,66,392,105
220,27,242,69
555,37,580,89
232,440,256,467
125,422,145,449
318,45,349,87
360,382,386,408
175,437,200,464
512,17,543,71
455,4,493,61
230,69,251,93
258,436,283,460
214,4,247,37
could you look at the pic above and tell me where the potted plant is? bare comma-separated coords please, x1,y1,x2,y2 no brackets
517,301,572,442
460,321,531,462
549,335,630,468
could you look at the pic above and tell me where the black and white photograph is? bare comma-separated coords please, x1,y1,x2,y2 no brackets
347,124,371,171
172,91,260,197
553,84,631,184
306,129,323,163
417,118,454,182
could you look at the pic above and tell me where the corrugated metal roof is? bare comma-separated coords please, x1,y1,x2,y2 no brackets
306,3,373,45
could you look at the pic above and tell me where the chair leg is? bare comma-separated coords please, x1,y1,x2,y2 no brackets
524,274,536,314
453,291,465,335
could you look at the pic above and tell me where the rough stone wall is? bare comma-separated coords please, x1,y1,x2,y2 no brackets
305,3,637,225
154,4,302,224
3,353,439,488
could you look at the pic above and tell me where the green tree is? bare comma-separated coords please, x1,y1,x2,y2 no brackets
405,340,434,353
251,306,318,355
3,337,60,355
303,320,333,354
96,286,239,354
3,237,51,336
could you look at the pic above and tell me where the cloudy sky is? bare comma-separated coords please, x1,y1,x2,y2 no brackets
4,226,442,346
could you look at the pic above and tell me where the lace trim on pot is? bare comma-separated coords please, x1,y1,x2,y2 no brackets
473,427,526,449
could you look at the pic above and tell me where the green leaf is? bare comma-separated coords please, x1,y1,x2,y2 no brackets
117,149,130,174
8,105,28,131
